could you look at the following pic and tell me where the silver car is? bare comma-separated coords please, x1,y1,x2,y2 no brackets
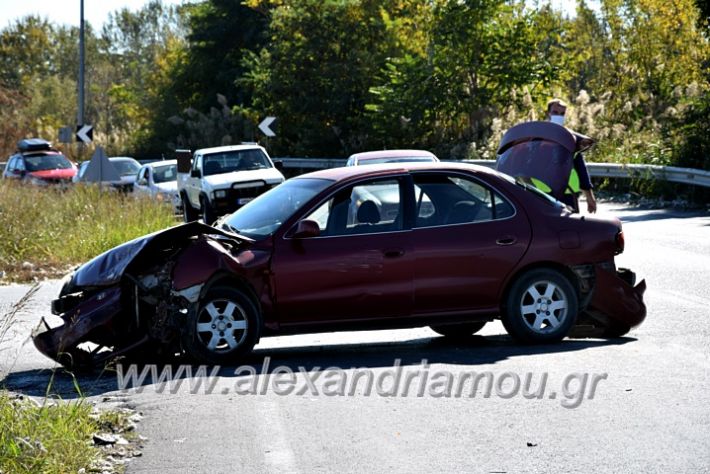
74,156,141,191
134,160,179,209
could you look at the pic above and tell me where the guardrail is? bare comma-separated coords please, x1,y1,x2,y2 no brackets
276,158,710,188
2,158,707,188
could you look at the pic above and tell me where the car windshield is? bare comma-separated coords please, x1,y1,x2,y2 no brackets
24,154,72,171
203,149,271,176
153,164,177,183
112,160,140,176
360,156,436,165
222,178,332,239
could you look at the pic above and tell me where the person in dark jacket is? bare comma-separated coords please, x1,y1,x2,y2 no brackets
546,98,597,214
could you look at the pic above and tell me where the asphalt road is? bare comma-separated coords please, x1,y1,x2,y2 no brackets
1,202,709,473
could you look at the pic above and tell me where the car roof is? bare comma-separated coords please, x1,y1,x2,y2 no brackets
195,144,265,155
348,149,438,161
109,157,140,163
143,159,177,168
17,138,52,152
295,161,503,182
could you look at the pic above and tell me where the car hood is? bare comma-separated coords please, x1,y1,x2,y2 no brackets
203,168,284,189
62,222,252,293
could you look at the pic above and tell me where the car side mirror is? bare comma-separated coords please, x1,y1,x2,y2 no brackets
273,160,284,171
289,219,320,239
190,169,201,178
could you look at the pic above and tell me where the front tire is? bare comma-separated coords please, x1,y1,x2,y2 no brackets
181,286,261,364
502,269,578,344
201,195,216,225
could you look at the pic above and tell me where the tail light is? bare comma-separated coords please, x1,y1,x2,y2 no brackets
615,230,625,255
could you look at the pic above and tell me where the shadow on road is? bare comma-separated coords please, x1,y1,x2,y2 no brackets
610,206,709,223
1,334,635,399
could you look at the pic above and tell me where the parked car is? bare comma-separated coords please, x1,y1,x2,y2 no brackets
2,138,76,185
177,144,285,224
74,156,141,191
346,149,439,166
133,160,178,207
34,161,646,368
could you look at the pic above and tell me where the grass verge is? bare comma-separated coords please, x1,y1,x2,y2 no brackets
0,393,142,474
0,180,178,282
1,285,142,474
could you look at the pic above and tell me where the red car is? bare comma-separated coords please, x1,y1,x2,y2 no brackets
34,162,646,367
2,138,77,185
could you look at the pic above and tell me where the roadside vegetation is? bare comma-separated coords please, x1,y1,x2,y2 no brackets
1,393,102,473
0,0,707,173
0,180,178,282
0,285,141,474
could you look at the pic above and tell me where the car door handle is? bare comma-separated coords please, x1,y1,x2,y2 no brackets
384,249,405,258
496,236,517,246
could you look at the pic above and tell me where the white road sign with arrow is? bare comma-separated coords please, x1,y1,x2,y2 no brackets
258,117,276,137
76,124,94,143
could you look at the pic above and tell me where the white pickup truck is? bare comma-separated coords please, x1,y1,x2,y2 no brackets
176,144,285,224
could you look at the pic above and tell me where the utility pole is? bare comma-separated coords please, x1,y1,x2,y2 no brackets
78,0,85,157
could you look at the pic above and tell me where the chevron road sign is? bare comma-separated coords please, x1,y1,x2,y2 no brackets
76,124,94,143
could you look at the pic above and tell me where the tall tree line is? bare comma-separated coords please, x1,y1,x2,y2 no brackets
0,0,708,170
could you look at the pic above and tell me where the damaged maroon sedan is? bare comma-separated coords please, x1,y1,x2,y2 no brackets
34,162,646,368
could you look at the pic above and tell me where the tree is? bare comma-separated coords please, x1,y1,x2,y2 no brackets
367,0,562,157
0,16,57,89
242,0,402,156
140,0,268,153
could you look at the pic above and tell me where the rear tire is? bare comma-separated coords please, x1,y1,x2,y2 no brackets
181,286,260,365
182,194,198,222
502,269,578,344
430,322,486,338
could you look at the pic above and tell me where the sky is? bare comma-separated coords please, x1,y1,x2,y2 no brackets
0,0,193,29
0,0,583,30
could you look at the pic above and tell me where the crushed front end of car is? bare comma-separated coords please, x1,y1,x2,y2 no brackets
32,222,253,369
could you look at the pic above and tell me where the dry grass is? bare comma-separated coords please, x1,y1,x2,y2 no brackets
0,180,178,282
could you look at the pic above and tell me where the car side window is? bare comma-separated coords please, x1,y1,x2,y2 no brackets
6,157,17,172
304,178,403,236
15,157,25,171
192,155,202,173
412,173,514,228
